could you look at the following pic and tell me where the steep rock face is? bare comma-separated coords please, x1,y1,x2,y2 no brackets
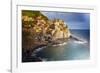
50,19,71,40
22,11,71,51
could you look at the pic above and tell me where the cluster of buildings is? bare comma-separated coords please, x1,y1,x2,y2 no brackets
22,15,71,42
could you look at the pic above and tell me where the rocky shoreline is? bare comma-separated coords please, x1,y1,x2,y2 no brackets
22,10,71,62
22,38,69,62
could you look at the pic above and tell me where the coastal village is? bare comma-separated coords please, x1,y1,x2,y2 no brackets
22,11,71,58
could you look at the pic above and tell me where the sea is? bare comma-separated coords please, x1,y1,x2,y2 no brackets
31,29,90,61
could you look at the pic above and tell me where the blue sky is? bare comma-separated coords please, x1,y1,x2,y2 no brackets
41,11,90,30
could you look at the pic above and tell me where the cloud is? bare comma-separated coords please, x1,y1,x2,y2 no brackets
41,11,90,29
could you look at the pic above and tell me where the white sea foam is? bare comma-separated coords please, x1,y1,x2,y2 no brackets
52,42,67,46
74,40,87,44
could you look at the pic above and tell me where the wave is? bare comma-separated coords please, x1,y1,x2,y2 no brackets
52,42,68,46
70,35,87,44
73,40,87,44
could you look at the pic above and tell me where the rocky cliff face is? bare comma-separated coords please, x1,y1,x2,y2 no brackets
50,19,71,40
22,10,71,51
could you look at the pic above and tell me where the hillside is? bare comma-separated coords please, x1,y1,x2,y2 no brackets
22,10,71,55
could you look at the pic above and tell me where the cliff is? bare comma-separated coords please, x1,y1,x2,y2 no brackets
22,10,71,52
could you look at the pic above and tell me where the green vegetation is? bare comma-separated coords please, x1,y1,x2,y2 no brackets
22,10,48,20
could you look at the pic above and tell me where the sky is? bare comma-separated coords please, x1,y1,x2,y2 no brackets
41,11,90,30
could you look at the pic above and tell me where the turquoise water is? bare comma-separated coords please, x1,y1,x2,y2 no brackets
34,30,90,61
